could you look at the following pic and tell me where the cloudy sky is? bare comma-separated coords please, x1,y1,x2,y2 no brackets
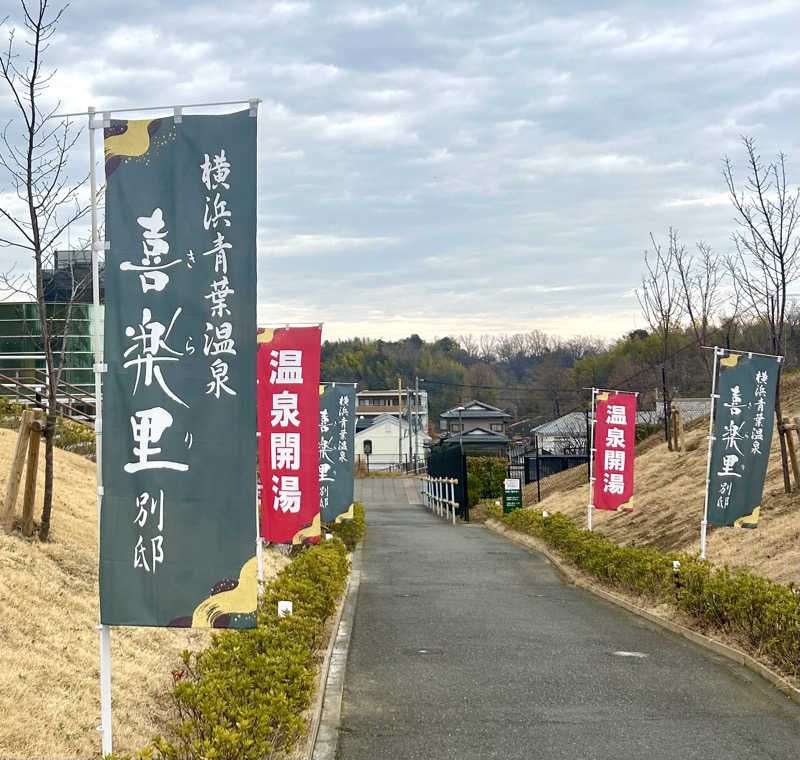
1,0,798,342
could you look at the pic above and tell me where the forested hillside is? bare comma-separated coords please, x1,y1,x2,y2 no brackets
321,319,800,426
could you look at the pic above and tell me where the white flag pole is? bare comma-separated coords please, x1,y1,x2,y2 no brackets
88,105,113,757
587,387,597,531
700,347,721,560
256,477,264,587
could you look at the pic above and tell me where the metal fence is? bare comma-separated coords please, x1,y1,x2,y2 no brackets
525,453,589,484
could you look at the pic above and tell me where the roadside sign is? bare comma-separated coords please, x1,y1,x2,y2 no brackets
503,477,522,514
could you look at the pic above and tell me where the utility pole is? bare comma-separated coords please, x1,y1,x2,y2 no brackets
414,376,420,470
407,387,413,472
397,377,403,471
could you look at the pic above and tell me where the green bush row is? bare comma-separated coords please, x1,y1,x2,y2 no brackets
326,502,366,550
466,456,507,507
147,539,351,759
492,506,799,679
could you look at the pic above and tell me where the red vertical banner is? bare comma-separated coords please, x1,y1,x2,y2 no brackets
258,326,322,544
592,391,636,511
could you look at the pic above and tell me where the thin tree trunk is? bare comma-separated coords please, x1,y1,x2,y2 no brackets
38,407,57,540
774,369,791,494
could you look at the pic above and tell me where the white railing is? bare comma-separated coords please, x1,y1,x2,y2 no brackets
419,476,459,526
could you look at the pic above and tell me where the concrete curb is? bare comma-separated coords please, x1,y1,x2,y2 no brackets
304,551,353,759
310,542,363,760
485,518,800,705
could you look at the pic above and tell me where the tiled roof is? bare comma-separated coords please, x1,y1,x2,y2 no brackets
531,412,588,436
440,400,511,419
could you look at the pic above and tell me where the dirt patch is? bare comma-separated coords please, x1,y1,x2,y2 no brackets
0,427,289,759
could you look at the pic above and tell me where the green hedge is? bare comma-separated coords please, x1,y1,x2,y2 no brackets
467,456,507,507
148,539,351,759
492,506,799,679
326,502,366,550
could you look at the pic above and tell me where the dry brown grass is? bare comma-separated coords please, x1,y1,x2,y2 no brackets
524,373,800,587
0,427,289,759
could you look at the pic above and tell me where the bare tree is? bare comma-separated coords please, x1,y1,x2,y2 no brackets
457,333,479,361
0,0,90,540
637,228,685,445
724,136,800,492
675,240,723,378
477,333,496,363
522,329,550,360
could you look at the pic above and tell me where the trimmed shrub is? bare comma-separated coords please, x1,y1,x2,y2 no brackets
492,506,799,679
467,456,507,507
326,502,366,550
149,539,351,759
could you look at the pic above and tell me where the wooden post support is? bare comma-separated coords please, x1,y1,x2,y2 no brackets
785,416,800,491
672,407,684,452
2,410,34,532
21,410,44,537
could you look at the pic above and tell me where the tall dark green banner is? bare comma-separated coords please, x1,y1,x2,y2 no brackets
319,384,356,523
707,352,779,528
100,110,257,627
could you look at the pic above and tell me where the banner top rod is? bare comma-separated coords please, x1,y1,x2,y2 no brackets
51,98,261,119
700,345,783,360
261,322,324,328
583,387,640,396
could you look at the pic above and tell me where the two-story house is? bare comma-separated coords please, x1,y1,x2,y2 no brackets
438,400,511,450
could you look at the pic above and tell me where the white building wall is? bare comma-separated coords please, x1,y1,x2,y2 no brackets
355,417,430,470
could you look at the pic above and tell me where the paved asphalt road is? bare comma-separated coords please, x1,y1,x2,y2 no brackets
337,478,799,760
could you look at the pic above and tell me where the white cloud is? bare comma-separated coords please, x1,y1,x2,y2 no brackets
337,3,416,27
663,192,730,208
3,0,793,343
259,233,399,257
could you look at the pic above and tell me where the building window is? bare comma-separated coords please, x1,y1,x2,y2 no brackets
449,421,461,432
491,423,503,432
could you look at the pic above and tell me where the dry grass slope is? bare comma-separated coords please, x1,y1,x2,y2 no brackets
524,373,800,586
0,427,289,759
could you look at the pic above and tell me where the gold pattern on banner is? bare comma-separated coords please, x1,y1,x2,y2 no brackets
191,556,258,628
104,119,157,159
720,354,740,368
257,328,276,344
733,505,760,529
292,512,321,545
334,502,355,523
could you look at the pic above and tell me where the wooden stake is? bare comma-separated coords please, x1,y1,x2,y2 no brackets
2,410,34,532
21,410,44,537
782,416,800,491
669,408,681,452
790,417,800,491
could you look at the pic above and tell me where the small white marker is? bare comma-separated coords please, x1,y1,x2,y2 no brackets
613,651,648,658
278,600,293,617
